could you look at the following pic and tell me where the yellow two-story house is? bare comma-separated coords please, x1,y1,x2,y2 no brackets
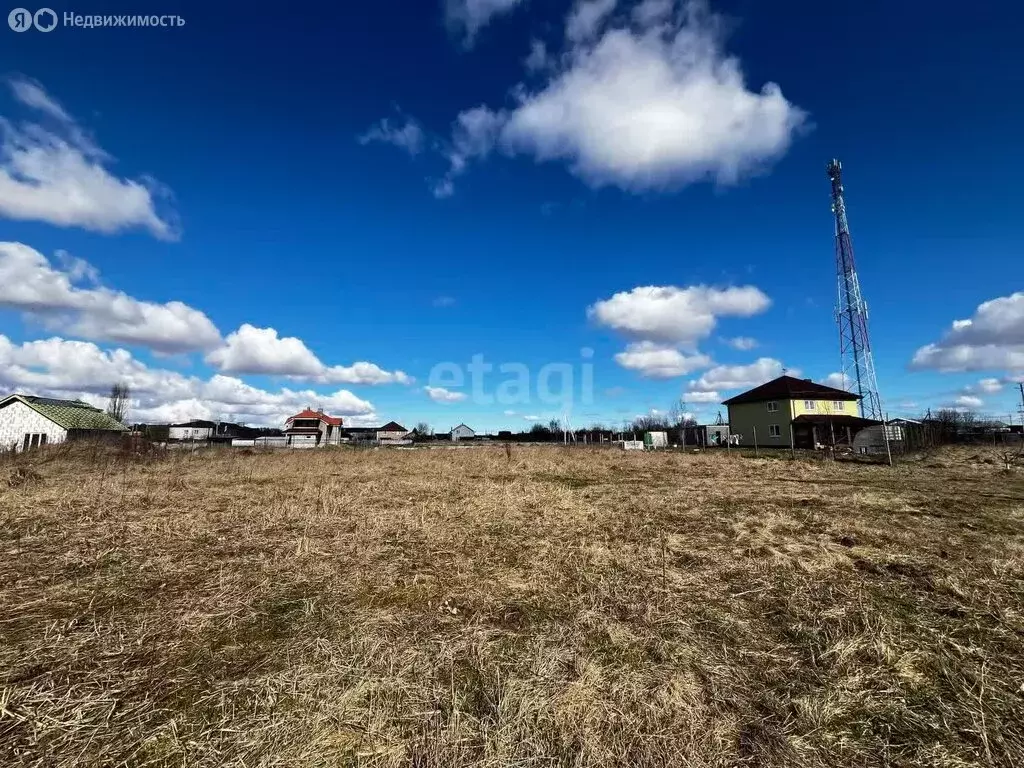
723,375,873,449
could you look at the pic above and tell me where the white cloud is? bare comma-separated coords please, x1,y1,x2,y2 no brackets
974,378,1003,394
445,0,525,44
631,0,673,25
425,386,468,403
588,285,770,347
206,324,411,385
1,78,175,239
9,77,71,122
951,395,983,410
910,292,1024,374
0,242,220,353
432,177,456,199
823,372,852,391
207,324,322,377
523,414,542,421
689,357,790,392
0,334,376,428
724,336,757,351
566,0,617,43
358,116,425,155
324,362,412,386
613,341,710,378
684,390,720,403
524,39,553,72
438,0,804,194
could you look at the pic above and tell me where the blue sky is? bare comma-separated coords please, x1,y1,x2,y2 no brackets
1,0,1022,431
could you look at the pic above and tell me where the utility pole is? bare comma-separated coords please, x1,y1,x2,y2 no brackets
1017,383,1024,453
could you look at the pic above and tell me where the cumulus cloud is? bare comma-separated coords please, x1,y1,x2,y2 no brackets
425,386,468,403
589,285,770,347
445,0,525,45
950,395,983,410
910,292,1024,374
613,341,710,378
358,116,425,155
689,357,791,392
566,0,617,43
684,390,720,403
436,0,804,194
823,372,852,391
974,378,1003,394
0,242,220,354
0,334,376,427
206,324,412,385
724,336,757,351
1,77,176,239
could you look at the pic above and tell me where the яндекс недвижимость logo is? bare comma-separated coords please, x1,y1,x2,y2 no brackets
8,7,56,31
8,9,184,31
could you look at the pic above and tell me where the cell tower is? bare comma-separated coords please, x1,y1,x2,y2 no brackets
827,159,883,421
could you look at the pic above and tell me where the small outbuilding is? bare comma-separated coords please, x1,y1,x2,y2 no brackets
0,394,128,452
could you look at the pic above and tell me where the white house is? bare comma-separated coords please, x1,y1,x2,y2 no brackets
168,419,216,441
450,423,476,441
0,394,128,452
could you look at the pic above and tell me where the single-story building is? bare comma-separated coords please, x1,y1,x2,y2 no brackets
450,423,475,441
681,424,732,447
168,419,216,441
723,375,878,449
0,394,128,452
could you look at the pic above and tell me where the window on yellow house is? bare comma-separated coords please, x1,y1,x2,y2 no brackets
804,400,816,410
833,401,845,409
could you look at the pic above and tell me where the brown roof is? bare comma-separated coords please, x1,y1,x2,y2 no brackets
721,375,861,406
286,409,343,427
378,421,407,432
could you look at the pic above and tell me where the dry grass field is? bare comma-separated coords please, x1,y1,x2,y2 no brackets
2,444,1023,767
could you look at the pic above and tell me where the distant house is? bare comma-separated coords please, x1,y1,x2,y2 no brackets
887,417,922,427
723,375,874,449
450,423,475,441
0,394,127,452
284,409,343,445
208,422,281,443
342,426,378,443
168,419,216,441
376,421,409,442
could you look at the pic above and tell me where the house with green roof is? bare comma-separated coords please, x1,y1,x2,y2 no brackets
0,394,128,452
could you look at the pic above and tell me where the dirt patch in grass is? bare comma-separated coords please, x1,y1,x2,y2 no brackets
1,444,1023,766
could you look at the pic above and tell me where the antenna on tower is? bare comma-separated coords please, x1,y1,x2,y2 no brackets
827,159,884,421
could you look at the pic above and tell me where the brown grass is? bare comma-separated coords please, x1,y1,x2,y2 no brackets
1,444,1023,767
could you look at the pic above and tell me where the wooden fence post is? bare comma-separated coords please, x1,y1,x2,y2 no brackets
753,426,759,458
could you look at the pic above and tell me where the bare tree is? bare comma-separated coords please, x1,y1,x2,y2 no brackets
106,383,130,424
414,422,433,436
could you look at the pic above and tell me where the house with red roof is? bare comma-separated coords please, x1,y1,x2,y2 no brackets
284,409,343,446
